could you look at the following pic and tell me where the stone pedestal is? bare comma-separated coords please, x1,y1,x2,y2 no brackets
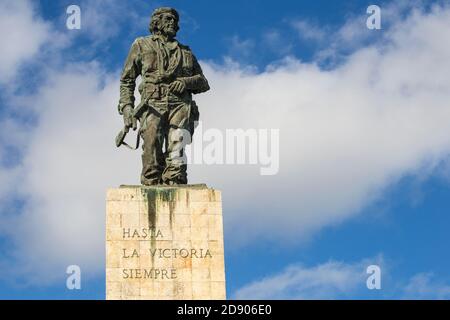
105,184,226,300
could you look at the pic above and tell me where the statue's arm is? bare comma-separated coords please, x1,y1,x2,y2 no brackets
179,54,210,94
118,39,142,115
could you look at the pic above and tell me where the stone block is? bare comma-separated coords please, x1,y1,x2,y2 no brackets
106,184,226,300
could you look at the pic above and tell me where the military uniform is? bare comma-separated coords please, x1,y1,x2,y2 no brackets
119,34,210,185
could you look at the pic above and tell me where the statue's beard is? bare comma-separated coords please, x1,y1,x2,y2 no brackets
159,23,177,38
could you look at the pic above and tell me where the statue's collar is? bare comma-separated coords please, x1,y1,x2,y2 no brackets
151,34,179,48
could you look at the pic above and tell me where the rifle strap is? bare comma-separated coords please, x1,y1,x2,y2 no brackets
121,128,141,150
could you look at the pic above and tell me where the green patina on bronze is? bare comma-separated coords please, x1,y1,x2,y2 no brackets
116,7,210,186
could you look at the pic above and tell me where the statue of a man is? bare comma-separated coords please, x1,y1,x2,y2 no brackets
117,7,210,185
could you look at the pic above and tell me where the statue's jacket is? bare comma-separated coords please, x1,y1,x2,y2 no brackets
118,35,210,121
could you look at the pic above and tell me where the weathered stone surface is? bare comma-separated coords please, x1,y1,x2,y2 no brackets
106,184,226,300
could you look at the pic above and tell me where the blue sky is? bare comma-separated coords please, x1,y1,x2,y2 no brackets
1,0,450,299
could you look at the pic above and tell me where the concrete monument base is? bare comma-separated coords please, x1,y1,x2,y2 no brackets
105,184,226,300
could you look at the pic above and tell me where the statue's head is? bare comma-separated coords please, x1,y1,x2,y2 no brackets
149,7,180,38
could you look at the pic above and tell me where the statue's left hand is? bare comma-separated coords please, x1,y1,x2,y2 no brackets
123,105,137,131
169,80,186,94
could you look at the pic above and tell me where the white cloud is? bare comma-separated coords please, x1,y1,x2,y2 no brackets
227,35,255,58
78,0,147,42
194,3,450,247
262,30,293,56
0,64,138,285
233,258,380,299
307,1,428,64
1,3,450,285
0,0,52,83
291,20,326,42
403,273,450,299
234,258,450,299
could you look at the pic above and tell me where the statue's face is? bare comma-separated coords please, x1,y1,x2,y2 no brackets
159,12,178,38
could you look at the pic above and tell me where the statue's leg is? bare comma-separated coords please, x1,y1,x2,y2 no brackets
140,111,166,185
162,101,190,184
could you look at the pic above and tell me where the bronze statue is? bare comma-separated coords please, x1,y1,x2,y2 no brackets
116,7,210,185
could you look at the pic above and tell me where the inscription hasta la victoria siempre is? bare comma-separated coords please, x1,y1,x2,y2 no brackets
123,248,213,259
120,227,213,280
122,227,164,239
